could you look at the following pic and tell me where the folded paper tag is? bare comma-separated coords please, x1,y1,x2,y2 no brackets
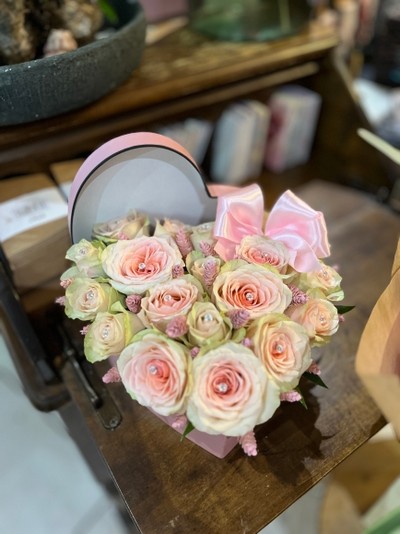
0,173,71,292
0,187,67,242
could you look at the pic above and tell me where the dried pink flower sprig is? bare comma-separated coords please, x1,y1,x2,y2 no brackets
60,188,352,456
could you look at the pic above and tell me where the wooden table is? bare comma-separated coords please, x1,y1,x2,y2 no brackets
58,180,400,533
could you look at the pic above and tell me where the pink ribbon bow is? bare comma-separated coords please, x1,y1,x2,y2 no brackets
213,184,330,272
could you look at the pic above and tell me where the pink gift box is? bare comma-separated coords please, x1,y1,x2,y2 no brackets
68,131,223,243
70,133,240,458
154,412,239,458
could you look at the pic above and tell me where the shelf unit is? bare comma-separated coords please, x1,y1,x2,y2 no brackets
0,23,393,205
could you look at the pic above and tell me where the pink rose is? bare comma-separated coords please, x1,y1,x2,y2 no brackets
236,235,290,274
212,263,292,319
117,332,192,416
140,276,202,332
186,342,280,436
247,314,312,391
102,236,184,295
287,298,339,345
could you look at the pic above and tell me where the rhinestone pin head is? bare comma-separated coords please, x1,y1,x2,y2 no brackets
148,364,158,375
101,325,110,339
245,292,254,302
217,383,228,393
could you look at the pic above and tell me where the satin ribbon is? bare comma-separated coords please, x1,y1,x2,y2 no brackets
213,184,330,272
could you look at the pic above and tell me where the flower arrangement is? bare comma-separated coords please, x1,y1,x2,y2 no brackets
59,184,351,456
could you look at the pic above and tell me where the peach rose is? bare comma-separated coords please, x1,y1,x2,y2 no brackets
236,235,290,274
247,314,312,391
92,211,150,242
117,332,192,416
64,278,122,321
84,311,144,363
287,298,339,345
186,342,280,436
212,263,292,319
140,276,202,332
102,236,184,295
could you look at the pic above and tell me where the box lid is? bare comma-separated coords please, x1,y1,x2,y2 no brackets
68,132,219,243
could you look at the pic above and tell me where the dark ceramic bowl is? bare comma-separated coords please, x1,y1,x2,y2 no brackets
0,1,146,126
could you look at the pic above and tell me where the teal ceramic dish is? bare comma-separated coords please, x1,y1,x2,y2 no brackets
0,1,146,126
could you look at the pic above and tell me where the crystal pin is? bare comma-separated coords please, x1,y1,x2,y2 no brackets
101,325,110,339
149,364,158,375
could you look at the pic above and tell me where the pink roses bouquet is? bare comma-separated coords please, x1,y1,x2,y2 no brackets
59,184,350,456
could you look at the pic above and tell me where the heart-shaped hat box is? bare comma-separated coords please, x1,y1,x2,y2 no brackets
68,132,240,457
68,132,235,243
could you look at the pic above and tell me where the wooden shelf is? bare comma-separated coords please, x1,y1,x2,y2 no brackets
0,23,393,196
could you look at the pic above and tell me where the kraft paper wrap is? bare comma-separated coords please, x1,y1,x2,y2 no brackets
0,174,71,293
355,240,400,438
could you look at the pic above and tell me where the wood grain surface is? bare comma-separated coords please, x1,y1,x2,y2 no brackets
60,180,400,533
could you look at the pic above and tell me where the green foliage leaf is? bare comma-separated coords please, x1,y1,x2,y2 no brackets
335,305,355,315
220,259,247,273
231,327,246,343
98,0,119,25
303,371,328,389
294,387,308,409
180,421,195,441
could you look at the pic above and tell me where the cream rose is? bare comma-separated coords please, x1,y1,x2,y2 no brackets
190,221,216,251
187,302,231,347
66,239,105,278
287,298,339,345
101,236,184,295
188,255,222,291
187,342,280,436
84,311,144,363
140,276,202,332
64,278,122,321
212,263,292,319
247,313,311,391
236,235,290,274
117,332,192,416
295,262,343,301
156,218,190,237
92,211,150,242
